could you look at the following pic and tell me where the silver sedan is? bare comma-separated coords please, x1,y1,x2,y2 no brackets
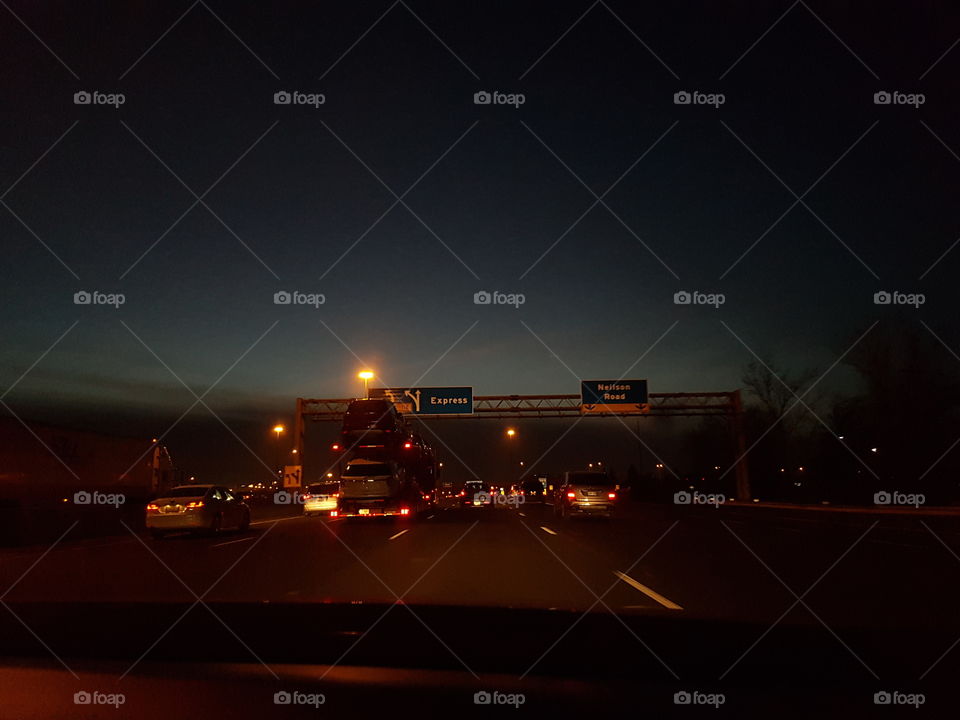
146,485,250,539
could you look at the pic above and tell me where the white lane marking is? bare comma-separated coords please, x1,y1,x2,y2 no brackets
518,512,526,517
212,536,257,548
614,571,683,610
250,515,304,526
389,529,410,540
540,526,557,535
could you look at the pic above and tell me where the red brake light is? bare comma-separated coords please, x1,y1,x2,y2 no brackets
185,501,204,508
331,443,340,451
400,508,410,516
301,494,311,500
403,442,412,449
566,491,576,498
330,510,338,517
608,492,616,499
146,503,159,511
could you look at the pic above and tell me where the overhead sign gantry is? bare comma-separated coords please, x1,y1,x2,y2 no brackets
293,386,750,499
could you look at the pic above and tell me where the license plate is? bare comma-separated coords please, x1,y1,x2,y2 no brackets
359,508,370,515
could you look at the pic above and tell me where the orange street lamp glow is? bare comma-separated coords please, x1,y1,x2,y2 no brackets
358,371,374,397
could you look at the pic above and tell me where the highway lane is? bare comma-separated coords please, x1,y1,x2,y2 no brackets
1,500,958,636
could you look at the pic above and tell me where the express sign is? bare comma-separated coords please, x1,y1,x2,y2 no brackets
371,387,474,415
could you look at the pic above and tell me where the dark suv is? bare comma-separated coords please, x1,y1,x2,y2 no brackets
554,471,616,518
340,399,406,446
520,479,546,503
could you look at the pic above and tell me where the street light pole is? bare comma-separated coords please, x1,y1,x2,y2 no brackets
358,371,374,398
506,428,518,488
273,425,285,481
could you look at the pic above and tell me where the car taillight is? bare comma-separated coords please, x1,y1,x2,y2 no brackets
146,503,159,511
459,490,465,496
301,494,312,500
330,510,338,517
331,443,340,451
400,508,410,515
566,491,576,498
185,501,204,508
403,442,412,449
608,492,616,499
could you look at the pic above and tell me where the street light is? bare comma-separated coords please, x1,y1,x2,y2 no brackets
358,370,374,398
505,429,518,484
273,425,285,479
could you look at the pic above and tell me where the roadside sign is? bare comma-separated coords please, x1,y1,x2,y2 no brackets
283,465,302,488
370,387,473,415
580,379,649,415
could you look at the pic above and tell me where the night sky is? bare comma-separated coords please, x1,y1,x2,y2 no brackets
2,1,958,482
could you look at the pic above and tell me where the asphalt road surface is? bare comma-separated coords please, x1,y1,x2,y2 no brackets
3,499,959,634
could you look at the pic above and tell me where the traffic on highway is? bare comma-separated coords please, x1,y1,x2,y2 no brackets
2,1,958,717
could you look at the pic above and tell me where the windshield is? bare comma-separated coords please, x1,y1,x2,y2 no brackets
566,473,614,486
342,463,392,478
160,487,210,498
306,483,338,494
